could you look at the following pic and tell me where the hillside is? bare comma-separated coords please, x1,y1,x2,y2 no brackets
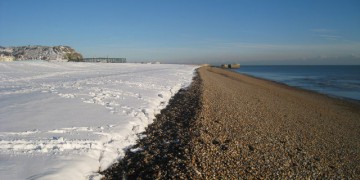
0,45,83,62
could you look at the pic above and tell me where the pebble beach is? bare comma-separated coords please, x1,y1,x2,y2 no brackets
102,67,360,179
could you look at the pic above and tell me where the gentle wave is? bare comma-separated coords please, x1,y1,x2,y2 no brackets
233,65,360,101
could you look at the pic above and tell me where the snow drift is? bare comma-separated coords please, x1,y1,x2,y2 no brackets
0,61,197,179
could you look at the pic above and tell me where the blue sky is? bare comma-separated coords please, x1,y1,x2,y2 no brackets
1,0,360,64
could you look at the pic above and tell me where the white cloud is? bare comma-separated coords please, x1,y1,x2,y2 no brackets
311,28,346,41
311,28,335,33
319,35,342,39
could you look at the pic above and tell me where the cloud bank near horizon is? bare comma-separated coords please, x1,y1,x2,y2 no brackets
79,41,360,65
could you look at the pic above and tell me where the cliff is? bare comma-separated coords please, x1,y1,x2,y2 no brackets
0,45,83,62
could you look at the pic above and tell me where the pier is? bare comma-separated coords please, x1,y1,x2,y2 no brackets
83,58,126,63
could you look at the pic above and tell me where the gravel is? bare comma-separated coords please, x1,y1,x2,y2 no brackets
101,71,202,179
102,67,360,179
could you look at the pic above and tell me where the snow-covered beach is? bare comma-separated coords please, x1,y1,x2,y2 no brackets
0,61,196,179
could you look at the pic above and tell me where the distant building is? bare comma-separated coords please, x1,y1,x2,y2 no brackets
83,58,126,63
0,54,14,62
221,64,240,69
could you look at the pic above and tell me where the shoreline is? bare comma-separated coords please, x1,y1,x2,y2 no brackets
229,69,360,104
102,67,360,179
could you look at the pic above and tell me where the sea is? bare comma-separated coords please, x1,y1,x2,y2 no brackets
232,65,360,102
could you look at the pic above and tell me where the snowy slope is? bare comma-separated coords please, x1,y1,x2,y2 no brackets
0,61,197,179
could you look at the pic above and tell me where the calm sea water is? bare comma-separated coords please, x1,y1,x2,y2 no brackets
233,65,360,101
